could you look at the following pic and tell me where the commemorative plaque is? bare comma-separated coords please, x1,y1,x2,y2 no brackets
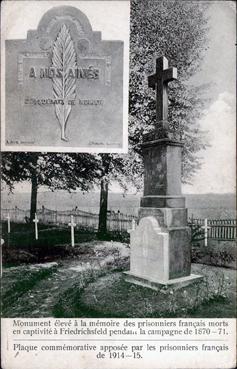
2,5,128,152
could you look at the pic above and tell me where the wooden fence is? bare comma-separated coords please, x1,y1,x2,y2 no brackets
1,207,137,233
1,208,236,240
189,218,236,241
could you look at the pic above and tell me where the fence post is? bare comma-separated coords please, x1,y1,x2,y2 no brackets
117,211,121,233
42,205,45,224
14,206,17,222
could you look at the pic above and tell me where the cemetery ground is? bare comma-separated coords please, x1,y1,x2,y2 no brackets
1,222,236,319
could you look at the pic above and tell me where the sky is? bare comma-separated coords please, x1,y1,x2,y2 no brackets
183,0,236,194
1,0,236,194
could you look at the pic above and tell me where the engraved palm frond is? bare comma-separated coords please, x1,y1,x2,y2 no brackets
52,24,77,141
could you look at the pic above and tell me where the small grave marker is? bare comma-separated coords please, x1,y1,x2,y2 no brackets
128,218,136,234
68,215,76,247
0,239,4,277
131,219,136,231
33,213,39,240
202,218,211,247
6,213,11,233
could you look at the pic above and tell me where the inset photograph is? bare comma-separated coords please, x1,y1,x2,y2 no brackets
1,1,129,152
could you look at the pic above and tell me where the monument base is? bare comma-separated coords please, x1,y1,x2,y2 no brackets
124,271,203,291
128,216,192,281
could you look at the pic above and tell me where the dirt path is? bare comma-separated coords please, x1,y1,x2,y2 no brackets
2,241,129,317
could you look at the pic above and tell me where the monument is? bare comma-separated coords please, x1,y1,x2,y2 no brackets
2,5,128,152
124,56,202,289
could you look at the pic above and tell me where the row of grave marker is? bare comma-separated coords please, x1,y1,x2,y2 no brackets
34,213,77,246
7,213,136,247
0,215,212,279
5,213,78,247
4,213,211,246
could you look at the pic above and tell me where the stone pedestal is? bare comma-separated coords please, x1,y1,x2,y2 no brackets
124,216,202,289
124,137,202,289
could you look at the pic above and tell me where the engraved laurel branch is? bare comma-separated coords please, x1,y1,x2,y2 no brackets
52,24,77,142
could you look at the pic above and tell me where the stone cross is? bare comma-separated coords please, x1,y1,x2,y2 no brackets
33,213,39,240
148,56,177,130
6,213,11,233
125,55,203,290
201,218,211,247
68,215,76,247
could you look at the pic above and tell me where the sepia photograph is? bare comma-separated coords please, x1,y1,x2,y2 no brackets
1,1,236,368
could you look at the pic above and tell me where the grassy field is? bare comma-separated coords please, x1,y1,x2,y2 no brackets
2,220,236,318
2,241,236,318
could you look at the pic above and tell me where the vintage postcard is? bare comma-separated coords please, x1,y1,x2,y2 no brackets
1,1,236,369
1,1,129,152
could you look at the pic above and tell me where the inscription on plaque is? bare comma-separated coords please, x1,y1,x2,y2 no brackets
3,5,127,151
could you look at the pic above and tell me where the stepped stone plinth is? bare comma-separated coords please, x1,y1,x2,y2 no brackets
124,56,202,289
